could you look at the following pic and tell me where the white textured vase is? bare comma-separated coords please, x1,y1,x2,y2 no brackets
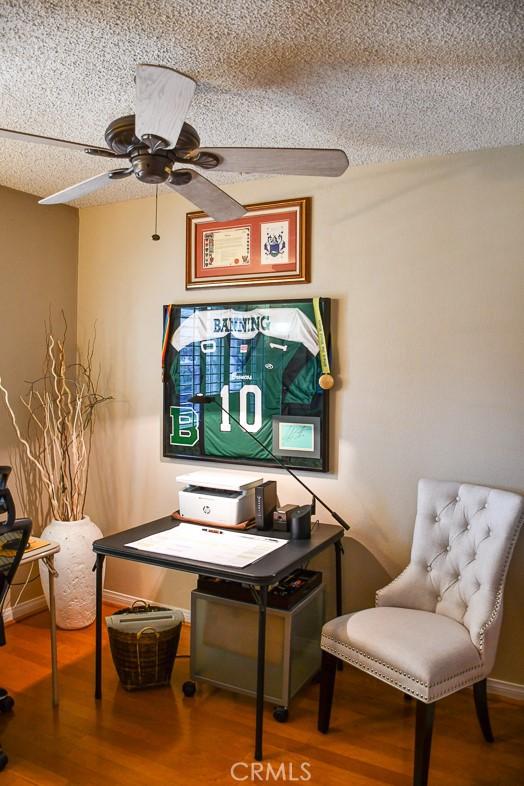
38,516,103,629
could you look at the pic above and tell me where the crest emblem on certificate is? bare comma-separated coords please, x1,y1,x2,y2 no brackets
261,221,289,264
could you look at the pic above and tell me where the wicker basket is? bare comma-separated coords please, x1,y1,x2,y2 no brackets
106,600,183,691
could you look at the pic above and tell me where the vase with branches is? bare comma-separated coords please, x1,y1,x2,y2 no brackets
0,318,111,628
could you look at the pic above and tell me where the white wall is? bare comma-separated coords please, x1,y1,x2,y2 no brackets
78,144,524,683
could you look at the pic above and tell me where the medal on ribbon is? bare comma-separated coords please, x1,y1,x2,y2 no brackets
312,297,334,390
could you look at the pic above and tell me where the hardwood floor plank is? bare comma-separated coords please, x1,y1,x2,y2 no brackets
1,608,523,785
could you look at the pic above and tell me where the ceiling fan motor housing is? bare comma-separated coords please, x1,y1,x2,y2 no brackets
104,115,139,155
103,114,211,183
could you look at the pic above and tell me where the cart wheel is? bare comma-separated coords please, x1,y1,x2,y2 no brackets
273,706,288,723
0,751,8,771
0,695,14,713
182,681,196,697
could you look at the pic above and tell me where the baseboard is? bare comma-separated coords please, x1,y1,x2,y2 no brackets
103,588,191,624
487,678,524,702
2,589,192,625
2,593,48,625
3,588,192,624
4,589,523,703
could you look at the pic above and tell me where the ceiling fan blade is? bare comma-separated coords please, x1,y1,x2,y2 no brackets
197,147,349,177
135,65,195,149
167,170,246,221
38,168,132,205
0,127,112,155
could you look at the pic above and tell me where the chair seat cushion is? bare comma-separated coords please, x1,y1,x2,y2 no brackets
321,607,486,702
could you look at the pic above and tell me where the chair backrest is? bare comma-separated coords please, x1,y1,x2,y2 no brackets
0,485,32,646
377,479,524,668
0,465,12,515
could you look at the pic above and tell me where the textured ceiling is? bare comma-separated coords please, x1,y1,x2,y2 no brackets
0,0,523,206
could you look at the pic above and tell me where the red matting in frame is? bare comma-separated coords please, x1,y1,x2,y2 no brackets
186,197,310,289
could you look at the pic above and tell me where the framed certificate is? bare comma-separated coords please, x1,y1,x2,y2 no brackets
186,197,310,289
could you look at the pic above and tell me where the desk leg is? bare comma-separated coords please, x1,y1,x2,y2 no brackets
47,555,59,707
255,585,268,762
95,554,105,700
334,540,344,671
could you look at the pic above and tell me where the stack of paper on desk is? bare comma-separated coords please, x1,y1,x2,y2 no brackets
125,523,286,568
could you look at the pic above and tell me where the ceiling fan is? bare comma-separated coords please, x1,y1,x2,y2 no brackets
0,64,349,221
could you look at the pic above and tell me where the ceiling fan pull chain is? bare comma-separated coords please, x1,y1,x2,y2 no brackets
152,185,160,241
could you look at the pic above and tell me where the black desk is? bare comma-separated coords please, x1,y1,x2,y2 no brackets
93,518,344,761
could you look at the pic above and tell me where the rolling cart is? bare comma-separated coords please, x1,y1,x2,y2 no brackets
184,572,324,721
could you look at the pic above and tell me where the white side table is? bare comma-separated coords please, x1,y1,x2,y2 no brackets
20,540,60,706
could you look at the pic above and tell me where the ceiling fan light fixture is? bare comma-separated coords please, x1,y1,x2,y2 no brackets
131,150,173,184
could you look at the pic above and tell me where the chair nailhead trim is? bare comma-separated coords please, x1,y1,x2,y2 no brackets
321,635,484,701
477,512,524,651
375,564,412,605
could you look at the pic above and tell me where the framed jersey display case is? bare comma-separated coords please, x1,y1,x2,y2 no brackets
163,298,331,471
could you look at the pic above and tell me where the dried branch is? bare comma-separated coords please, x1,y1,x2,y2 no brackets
0,319,111,522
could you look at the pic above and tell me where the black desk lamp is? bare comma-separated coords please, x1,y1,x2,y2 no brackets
188,394,350,532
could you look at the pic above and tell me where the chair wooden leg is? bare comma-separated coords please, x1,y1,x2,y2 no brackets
404,693,413,702
473,679,494,743
414,700,436,786
0,742,7,771
318,650,338,733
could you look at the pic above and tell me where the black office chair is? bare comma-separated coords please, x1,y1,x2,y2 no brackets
0,467,32,771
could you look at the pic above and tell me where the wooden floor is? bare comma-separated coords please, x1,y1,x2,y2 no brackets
0,606,523,786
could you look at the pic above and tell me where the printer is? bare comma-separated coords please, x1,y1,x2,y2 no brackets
176,469,263,526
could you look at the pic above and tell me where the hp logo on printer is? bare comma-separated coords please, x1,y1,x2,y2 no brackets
202,505,211,515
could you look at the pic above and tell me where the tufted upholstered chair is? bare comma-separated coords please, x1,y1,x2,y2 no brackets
317,479,524,786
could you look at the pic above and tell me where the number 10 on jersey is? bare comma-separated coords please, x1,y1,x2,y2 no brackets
220,384,262,434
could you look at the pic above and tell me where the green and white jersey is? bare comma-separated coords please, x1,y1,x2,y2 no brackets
167,304,322,461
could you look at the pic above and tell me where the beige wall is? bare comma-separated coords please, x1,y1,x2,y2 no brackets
77,144,524,683
0,185,78,600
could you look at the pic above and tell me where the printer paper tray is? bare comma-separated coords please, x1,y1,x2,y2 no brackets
170,510,256,531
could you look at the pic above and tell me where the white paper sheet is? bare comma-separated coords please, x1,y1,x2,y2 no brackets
125,523,286,568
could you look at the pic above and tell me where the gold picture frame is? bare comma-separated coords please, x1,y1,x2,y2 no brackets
185,196,311,289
